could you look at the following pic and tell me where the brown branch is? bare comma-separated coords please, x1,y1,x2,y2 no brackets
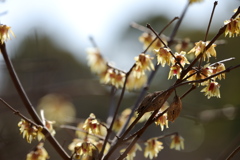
146,24,184,70
204,1,218,42
60,125,109,142
180,6,240,81
117,104,172,160
199,1,218,68
99,64,136,159
117,109,159,160
174,64,240,89
180,85,196,99
118,16,179,137
226,145,240,160
123,107,169,142
154,132,178,140
0,43,42,124
0,43,71,160
143,17,179,53
0,98,39,127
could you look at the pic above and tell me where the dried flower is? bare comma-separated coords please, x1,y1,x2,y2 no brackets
175,38,192,53
120,143,142,160
18,119,40,143
170,134,184,151
224,17,240,37
188,41,217,62
168,64,182,79
74,142,96,158
103,68,126,88
94,140,110,155
83,113,101,135
154,102,169,130
155,113,168,131
68,138,82,152
200,64,213,79
167,95,182,122
112,117,123,133
144,138,164,159
69,138,98,159
171,51,190,67
75,122,87,139
86,48,108,74
154,47,172,67
139,32,166,51
186,64,212,84
126,72,147,90
211,63,226,80
133,53,154,78
0,24,15,44
26,143,49,160
186,69,198,81
201,80,221,99
113,108,136,132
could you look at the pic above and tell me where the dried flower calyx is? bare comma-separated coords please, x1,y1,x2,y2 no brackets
136,91,168,114
167,95,182,122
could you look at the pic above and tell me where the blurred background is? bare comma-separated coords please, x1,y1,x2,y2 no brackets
0,0,239,159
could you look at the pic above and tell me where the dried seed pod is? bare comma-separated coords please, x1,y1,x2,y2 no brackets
167,95,182,122
136,91,167,114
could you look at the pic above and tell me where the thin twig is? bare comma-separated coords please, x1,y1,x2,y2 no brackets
142,17,179,53
99,64,135,159
106,14,187,160
180,85,196,99
0,98,39,127
154,132,178,140
117,109,160,160
89,36,98,48
123,108,169,142
0,43,71,160
199,1,218,68
210,57,235,66
147,24,184,70
118,17,179,136
180,7,240,80
174,64,240,89
0,43,42,124
204,1,218,42
226,145,240,160
117,104,171,160
60,125,110,142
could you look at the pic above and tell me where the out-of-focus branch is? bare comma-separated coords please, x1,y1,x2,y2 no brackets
0,43,71,160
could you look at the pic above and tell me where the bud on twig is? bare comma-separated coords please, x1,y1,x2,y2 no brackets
167,95,182,122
